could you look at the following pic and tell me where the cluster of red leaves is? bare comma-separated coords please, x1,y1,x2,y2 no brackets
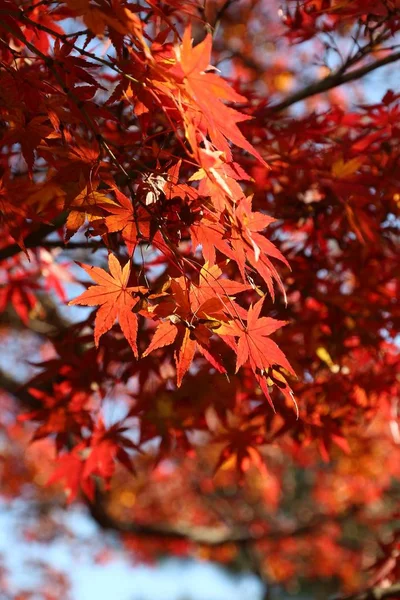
0,0,400,596
0,0,301,496
282,0,400,42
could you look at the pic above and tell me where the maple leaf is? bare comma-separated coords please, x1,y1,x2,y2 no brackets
82,418,137,484
194,262,250,316
47,443,93,503
144,265,248,384
25,180,66,217
215,427,267,476
102,189,151,256
191,198,286,299
0,272,39,325
163,160,198,202
189,147,247,212
69,254,147,357
1,0,400,590
221,297,292,374
65,0,144,41
216,297,295,407
231,196,288,300
331,156,365,179
1,114,53,174
65,184,112,240
175,327,197,387
142,320,178,357
178,28,266,163
155,26,267,165
19,383,93,447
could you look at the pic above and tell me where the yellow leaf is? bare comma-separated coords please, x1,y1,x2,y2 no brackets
331,156,364,179
316,346,336,371
26,182,66,212
189,168,206,182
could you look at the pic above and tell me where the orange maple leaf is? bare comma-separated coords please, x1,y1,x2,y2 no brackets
221,297,292,374
217,297,295,408
142,320,178,358
103,188,150,256
153,26,267,165
142,317,201,386
175,27,266,164
69,254,146,356
65,184,111,240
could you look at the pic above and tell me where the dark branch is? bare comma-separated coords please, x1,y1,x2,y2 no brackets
0,363,363,549
87,490,360,547
0,368,41,409
334,582,400,600
268,50,400,113
0,214,66,262
41,241,102,251
0,352,365,555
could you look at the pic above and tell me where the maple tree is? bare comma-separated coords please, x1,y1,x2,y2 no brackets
0,0,399,598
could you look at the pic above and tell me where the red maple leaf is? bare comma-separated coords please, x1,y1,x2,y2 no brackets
142,319,178,358
69,254,147,356
143,265,249,384
219,297,292,374
102,188,151,256
47,443,92,503
82,418,137,484
175,27,266,164
217,297,295,408
153,26,266,165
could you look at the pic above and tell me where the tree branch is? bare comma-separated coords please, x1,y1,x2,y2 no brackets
0,360,364,554
334,582,400,600
41,241,102,251
87,490,360,547
268,50,400,113
0,367,42,409
0,214,66,262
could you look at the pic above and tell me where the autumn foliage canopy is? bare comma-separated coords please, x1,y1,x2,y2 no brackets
0,0,399,598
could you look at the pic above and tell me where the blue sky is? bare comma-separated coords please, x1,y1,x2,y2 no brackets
0,501,263,600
